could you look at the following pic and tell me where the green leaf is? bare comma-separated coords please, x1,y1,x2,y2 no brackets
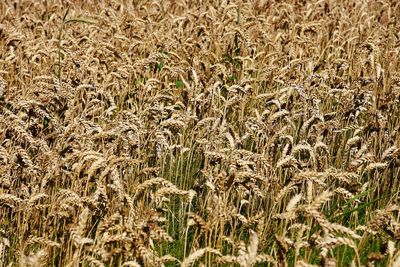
65,18,96,24
175,80,183,88
62,8,70,22
43,117,49,128
156,60,164,72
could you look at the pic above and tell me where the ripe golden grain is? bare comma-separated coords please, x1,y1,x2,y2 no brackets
0,0,399,266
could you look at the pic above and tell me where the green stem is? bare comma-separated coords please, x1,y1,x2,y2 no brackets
57,8,69,82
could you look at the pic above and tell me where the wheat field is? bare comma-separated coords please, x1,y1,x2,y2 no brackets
0,0,399,266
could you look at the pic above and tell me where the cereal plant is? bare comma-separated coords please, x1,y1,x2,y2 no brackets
0,0,399,266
